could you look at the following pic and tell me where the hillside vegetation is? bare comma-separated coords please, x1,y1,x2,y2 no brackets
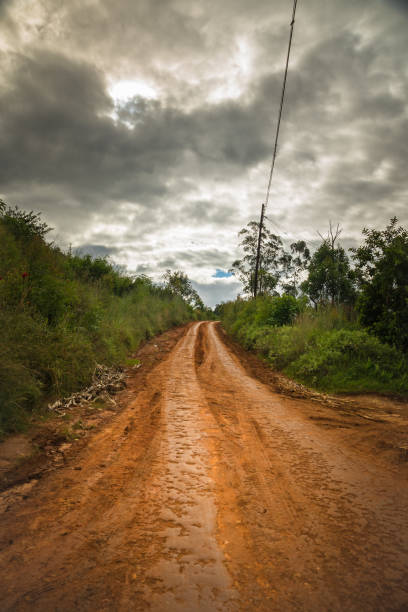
219,297,408,395
0,202,197,437
218,218,408,396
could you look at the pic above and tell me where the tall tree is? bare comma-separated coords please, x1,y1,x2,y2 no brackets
162,270,204,310
351,217,408,350
301,224,356,306
230,221,284,297
280,240,310,296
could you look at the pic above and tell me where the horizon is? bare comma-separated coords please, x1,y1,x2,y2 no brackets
1,0,407,307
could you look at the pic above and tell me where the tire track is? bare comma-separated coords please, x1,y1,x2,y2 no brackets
1,321,408,611
196,321,408,611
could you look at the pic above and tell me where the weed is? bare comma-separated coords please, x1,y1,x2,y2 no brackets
220,298,408,395
0,206,195,436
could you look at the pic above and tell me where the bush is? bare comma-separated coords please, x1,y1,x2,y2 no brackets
219,297,408,395
286,329,408,393
0,204,196,437
352,218,408,351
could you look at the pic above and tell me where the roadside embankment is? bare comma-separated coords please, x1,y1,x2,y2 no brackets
218,297,408,396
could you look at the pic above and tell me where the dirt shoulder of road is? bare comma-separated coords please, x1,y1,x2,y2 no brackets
0,323,192,493
2,320,407,495
216,323,408,471
1,320,408,611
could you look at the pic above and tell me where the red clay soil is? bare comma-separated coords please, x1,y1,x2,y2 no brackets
0,321,407,611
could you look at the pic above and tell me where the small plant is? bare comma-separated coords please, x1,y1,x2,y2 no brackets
123,357,141,367
59,427,79,442
72,420,85,431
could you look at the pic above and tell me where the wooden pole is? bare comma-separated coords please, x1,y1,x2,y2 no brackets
253,203,265,298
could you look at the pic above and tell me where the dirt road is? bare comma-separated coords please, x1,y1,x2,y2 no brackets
1,321,408,611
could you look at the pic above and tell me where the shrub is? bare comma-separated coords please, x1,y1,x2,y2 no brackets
287,329,408,393
0,204,196,437
219,297,408,395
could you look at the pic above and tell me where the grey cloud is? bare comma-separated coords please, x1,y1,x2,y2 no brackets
75,244,120,258
192,280,241,308
157,258,177,269
0,48,274,211
178,200,236,225
385,0,408,12
0,0,407,304
169,249,237,268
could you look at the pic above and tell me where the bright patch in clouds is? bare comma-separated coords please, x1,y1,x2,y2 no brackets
208,37,253,103
1,0,407,307
109,79,158,103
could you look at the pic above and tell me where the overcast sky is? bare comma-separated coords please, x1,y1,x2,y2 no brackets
1,0,407,306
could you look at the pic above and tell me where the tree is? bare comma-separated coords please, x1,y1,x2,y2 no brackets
280,240,310,296
230,221,284,297
162,270,204,310
351,217,408,350
301,223,356,306
0,200,51,241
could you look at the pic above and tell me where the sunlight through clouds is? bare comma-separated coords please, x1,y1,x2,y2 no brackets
0,0,407,306
109,79,159,103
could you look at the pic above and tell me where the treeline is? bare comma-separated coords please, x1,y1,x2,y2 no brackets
0,202,202,437
217,217,408,395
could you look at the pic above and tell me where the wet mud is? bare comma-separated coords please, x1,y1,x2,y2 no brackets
0,321,407,611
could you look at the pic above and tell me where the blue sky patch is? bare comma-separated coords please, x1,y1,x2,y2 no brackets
212,269,232,278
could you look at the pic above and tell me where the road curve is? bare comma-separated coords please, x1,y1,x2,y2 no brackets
0,321,407,611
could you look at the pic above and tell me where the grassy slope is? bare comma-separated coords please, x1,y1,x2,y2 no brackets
0,213,195,437
220,297,408,396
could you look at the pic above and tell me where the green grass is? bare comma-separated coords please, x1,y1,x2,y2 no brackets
0,205,196,438
220,297,408,396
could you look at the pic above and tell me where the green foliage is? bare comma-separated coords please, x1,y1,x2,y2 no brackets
286,329,408,393
223,218,408,395
280,240,311,297
220,295,306,347
230,221,284,297
219,298,408,395
0,200,51,241
162,269,205,310
301,232,356,306
0,204,196,438
352,217,408,351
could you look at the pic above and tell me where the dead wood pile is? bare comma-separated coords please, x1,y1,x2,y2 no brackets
48,364,127,414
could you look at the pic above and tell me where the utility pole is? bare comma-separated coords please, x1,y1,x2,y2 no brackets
253,0,298,299
253,203,265,298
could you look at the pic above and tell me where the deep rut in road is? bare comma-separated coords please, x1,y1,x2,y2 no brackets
0,321,407,611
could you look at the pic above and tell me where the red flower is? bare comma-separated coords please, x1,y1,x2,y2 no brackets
22,272,28,279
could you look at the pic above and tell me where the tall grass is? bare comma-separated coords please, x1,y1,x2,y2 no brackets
0,206,196,437
220,297,408,395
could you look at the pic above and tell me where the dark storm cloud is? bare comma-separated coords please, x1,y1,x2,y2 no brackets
75,244,120,258
1,7,406,225
0,51,170,207
0,0,407,304
385,0,408,12
0,48,275,214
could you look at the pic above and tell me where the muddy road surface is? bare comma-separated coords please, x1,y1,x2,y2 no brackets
1,321,408,611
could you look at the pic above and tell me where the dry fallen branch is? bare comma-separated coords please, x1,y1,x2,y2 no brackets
48,364,127,414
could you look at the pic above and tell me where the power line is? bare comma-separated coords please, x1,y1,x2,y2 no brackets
264,0,298,212
254,0,299,297
266,216,318,250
